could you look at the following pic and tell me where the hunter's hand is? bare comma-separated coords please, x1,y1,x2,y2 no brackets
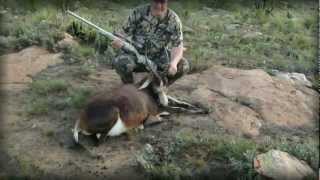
111,39,124,49
168,62,178,76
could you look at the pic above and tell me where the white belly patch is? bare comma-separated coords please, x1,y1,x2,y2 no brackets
107,115,127,136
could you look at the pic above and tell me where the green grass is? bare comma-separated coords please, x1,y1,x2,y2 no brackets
26,79,68,115
26,79,93,115
71,65,95,78
29,79,68,96
26,98,50,115
62,44,96,64
137,130,319,180
44,129,55,137
65,87,92,109
189,5,316,74
137,131,258,179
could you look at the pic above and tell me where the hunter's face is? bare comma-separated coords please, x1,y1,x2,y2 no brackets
151,0,168,17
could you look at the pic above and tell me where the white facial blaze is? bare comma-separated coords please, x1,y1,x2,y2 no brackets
158,90,168,106
107,114,127,136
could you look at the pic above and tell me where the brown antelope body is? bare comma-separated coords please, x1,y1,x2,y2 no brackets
73,82,161,143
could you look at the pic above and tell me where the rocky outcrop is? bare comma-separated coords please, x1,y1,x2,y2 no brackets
169,66,319,137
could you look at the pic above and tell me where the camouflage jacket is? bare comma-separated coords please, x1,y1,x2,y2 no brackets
121,4,183,61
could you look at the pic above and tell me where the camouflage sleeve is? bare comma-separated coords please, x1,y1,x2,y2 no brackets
122,8,140,37
169,13,183,47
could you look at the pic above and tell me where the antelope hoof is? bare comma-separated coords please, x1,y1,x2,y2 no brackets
145,115,165,127
134,125,144,133
156,116,163,122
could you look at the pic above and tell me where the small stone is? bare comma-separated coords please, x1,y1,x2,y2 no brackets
242,31,263,39
274,71,312,87
57,33,79,50
225,24,240,31
144,143,154,154
254,150,315,180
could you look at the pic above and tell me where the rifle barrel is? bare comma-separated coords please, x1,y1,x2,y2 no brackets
66,10,119,41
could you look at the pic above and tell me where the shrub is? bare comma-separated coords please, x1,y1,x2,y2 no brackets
62,45,95,64
66,87,92,109
26,98,50,115
30,79,68,96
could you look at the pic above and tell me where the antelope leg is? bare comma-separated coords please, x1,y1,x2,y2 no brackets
138,124,144,130
165,106,189,112
167,95,196,108
144,115,165,127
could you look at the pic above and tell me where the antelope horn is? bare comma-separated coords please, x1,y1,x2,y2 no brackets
167,95,197,108
165,106,205,114
138,75,153,90
73,119,80,143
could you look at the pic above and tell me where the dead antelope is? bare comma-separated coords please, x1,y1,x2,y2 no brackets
73,76,168,144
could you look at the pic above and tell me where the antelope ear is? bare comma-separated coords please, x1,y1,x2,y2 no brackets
73,119,80,143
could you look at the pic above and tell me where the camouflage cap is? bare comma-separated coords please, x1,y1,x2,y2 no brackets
152,0,168,3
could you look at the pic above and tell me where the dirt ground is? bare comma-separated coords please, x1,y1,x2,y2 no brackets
0,46,223,179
